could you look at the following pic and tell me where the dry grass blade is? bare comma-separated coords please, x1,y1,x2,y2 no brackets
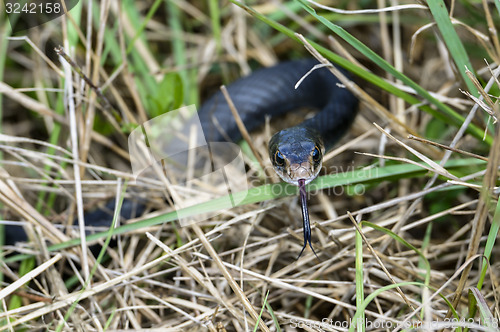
146,231,269,331
0,81,65,123
191,225,271,332
0,239,210,329
0,177,69,243
1,0,499,330
306,0,427,14
395,254,485,332
0,254,62,301
295,33,421,139
220,85,275,180
407,134,488,161
445,120,500,319
61,51,90,282
372,123,458,179
189,253,398,323
347,212,417,312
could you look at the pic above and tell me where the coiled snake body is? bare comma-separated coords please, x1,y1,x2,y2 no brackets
199,59,358,257
5,59,358,258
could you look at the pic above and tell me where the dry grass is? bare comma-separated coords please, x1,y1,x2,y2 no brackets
0,0,499,331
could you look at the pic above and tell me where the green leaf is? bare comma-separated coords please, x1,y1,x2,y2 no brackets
150,72,184,117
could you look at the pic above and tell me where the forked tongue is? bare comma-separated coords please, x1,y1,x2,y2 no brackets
297,179,319,259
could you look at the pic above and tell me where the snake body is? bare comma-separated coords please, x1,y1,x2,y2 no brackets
5,59,358,257
199,59,358,151
199,58,358,257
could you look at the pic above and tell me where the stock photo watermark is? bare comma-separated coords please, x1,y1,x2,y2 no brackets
128,105,249,226
3,0,79,33
289,316,500,331
128,105,369,226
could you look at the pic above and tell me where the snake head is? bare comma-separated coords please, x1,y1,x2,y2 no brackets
269,126,324,186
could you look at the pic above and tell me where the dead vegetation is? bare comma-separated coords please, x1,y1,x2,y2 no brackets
0,0,499,331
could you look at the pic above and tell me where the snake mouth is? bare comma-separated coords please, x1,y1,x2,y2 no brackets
275,160,321,186
289,162,314,183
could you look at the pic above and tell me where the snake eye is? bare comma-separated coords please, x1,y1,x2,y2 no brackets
274,150,285,167
312,146,321,163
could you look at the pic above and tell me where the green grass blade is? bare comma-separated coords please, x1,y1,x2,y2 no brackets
361,220,433,321
228,0,491,144
348,281,420,332
265,298,282,332
166,0,197,105
361,221,431,287
426,0,477,96
347,280,461,332
477,197,500,290
253,290,270,332
0,19,10,288
468,287,497,329
355,223,365,332
3,158,485,263
295,0,490,144
125,0,163,55
209,0,222,54
56,184,127,332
